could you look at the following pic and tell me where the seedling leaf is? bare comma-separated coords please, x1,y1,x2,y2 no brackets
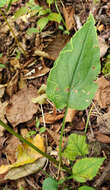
46,14,100,110
62,134,88,161
43,177,58,190
78,186,95,190
72,157,105,183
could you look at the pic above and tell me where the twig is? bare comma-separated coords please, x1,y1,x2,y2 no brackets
94,160,110,187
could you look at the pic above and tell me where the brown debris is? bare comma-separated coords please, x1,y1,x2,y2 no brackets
6,86,38,127
95,76,110,108
40,112,64,124
96,133,110,144
65,109,77,123
4,136,20,164
63,5,75,31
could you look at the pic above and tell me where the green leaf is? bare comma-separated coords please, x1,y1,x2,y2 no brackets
14,7,28,19
46,0,54,6
48,13,61,23
43,177,58,190
39,127,46,133
78,186,95,190
46,14,100,110
0,0,7,7
27,27,39,35
38,8,50,16
0,64,6,68
37,17,49,31
72,157,105,183
62,134,88,161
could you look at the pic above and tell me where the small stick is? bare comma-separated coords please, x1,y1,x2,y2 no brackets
94,160,110,187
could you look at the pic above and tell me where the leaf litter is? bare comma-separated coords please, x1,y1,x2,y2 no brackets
0,0,110,189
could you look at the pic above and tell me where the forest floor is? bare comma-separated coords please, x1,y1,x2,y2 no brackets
0,0,110,190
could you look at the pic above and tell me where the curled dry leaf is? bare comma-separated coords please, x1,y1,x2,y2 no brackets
97,108,110,134
6,86,38,127
0,135,46,181
4,136,20,164
6,70,19,97
98,36,108,58
95,76,110,108
65,108,77,123
40,112,64,124
63,5,75,31
4,157,47,180
96,133,110,144
0,101,8,136
23,65,50,80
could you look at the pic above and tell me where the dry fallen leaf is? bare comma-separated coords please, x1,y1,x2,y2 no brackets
97,108,110,134
40,112,64,124
95,76,110,108
96,133,110,144
44,33,69,60
98,36,108,58
6,86,38,127
0,101,8,136
6,70,19,97
65,108,77,122
4,136,20,164
63,5,75,31
0,134,46,181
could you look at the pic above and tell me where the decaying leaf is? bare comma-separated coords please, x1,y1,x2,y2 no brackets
6,86,38,127
98,36,108,58
6,70,19,97
97,107,110,134
23,65,50,80
96,133,110,144
40,112,64,124
65,109,77,123
0,134,46,181
63,5,75,31
4,157,46,180
0,101,8,136
95,76,110,108
4,136,20,164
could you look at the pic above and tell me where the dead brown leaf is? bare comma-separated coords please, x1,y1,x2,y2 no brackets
23,65,50,80
4,136,20,164
6,86,38,127
0,101,8,136
65,108,77,122
95,76,110,108
10,58,20,69
40,112,64,124
47,128,66,146
96,133,110,144
44,33,69,60
98,36,108,58
6,70,19,97
63,6,75,31
97,108,110,134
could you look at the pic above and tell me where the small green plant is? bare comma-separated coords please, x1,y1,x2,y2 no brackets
13,0,62,33
102,54,110,77
0,14,104,190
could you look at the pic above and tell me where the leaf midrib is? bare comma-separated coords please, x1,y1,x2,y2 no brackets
67,22,91,107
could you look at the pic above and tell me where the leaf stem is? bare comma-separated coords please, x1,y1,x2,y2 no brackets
59,106,68,166
0,9,27,56
0,120,71,174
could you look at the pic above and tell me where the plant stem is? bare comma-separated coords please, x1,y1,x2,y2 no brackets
85,104,93,133
0,9,27,56
0,120,71,173
59,106,68,166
